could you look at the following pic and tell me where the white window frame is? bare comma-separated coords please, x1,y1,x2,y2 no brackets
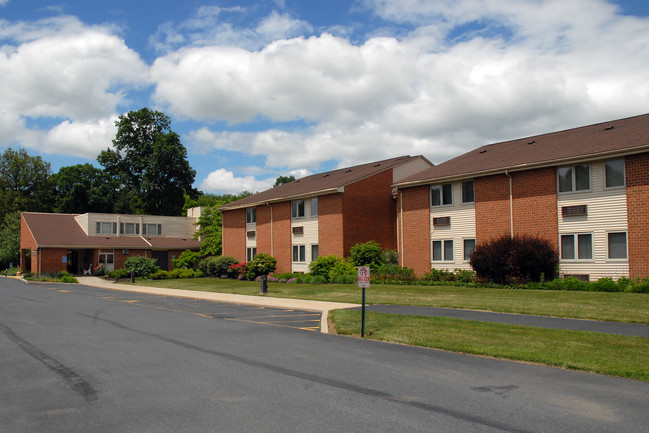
604,159,625,189
292,245,306,262
246,207,256,224
292,200,305,219
557,164,590,193
432,240,454,262
462,180,475,204
310,198,318,217
607,232,628,260
97,222,116,235
120,222,139,235
311,244,319,261
143,223,162,236
246,247,257,262
431,184,453,207
560,233,593,260
463,239,476,261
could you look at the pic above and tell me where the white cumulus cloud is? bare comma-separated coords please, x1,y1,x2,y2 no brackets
200,168,276,194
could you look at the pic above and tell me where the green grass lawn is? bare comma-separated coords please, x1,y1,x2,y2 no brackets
331,310,649,382
132,278,649,324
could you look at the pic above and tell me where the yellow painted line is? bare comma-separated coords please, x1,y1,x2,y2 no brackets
226,318,319,331
58,290,70,293
123,300,140,303
240,314,320,319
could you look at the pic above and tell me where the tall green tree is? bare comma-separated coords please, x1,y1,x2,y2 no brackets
191,192,251,256
0,148,53,220
97,108,197,216
0,211,21,268
53,164,118,214
273,175,295,187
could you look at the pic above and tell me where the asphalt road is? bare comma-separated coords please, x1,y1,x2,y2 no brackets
2,277,649,433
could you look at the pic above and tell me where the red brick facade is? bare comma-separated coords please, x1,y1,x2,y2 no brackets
343,169,398,254
398,185,431,275
626,153,649,279
511,168,558,249
222,208,246,264
271,202,292,274
475,174,511,244
319,193,345,257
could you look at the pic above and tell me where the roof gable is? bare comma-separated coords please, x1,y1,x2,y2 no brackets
397,113,649,186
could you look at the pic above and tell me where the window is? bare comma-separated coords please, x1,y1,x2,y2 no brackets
246,207,256,224
432,240,453,261
143,224,162,236
96,222,116,234
120,222,139,235
246,247,257,262
605,159,625,188
431,184,453,206
311,244,319,261
292,200,305,218
558,164,590,193
463,239,476,261
608,232,627,259
310,198,318,216
560,234,592,260
292,245,306,262
462,180,474,203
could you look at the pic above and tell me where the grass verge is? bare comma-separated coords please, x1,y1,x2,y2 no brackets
331,310,649,382
132,278,649,324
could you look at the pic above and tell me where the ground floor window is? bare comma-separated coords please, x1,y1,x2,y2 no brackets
432,240,453,261
311,244,319,261
560,233,592,260
608,232,627,259
247,247,257,262
292,245,306,262
463,239,476,261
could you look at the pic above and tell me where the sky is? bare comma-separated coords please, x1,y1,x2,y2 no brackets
1,0,648,195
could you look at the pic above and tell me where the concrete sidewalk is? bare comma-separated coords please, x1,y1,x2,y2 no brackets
76,276,358,333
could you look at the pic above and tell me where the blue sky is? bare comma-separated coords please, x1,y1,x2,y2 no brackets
1,0,648,194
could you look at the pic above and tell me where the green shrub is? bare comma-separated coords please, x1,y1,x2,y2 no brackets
151,270,170,280
470,235,558,284
380,249,399,266
199,255,239,278
245,253,277,279
193,269,204,278
108,268,131,281
59,275,77,283
309,255,343,281
330,274,356,284
124,256,160,278
349,241,383,271
545,276,588,291
328,261,356,281
177,268,196,279
295,273,313,283
172,250,202,269
309,275,328,284
591,277,620,292
272,272,300,280
374,264,417,283
626,279,649,293
420,268,457,282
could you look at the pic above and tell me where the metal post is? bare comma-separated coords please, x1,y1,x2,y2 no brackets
130,272,135,284
260,275,268,294
361,286,366,337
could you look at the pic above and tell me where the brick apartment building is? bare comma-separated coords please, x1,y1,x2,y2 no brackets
20,209,202,275
220,156,433,273
394,113,649,281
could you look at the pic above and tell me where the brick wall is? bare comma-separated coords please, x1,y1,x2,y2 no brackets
271,202,292,273
40,248,68,274
256,205,271,255
222,209,246,264
399,185,431,275
626,153,649,279
511,168,558,249
475,174,511,244
343,169,398,255
319,193,345,257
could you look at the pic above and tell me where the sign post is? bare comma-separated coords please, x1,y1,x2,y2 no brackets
357,266,370,337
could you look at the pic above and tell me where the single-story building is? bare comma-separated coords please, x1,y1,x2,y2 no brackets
220,155,433,273
20,209,203,275
394,113,649,281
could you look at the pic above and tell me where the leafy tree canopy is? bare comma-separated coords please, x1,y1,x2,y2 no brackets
274,175,295,187
0,148,53,220
0,211,21,268
97,108,197,216
53,164,118,214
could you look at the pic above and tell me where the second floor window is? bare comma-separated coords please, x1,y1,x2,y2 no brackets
246,207,256,224
558,164,590,193
143,224,162,236
96,222,116,234
431,184,452,206
605,159,625,188
462,180,474,203
292,200,305,218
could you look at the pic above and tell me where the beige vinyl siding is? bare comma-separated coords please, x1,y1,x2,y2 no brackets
430,181,476,271
291,198,319,273
393,157,433,183
557,161,629,280
75,213,198,237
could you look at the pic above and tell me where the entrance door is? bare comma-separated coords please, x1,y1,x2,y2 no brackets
152,251,168,271
98,250,115,272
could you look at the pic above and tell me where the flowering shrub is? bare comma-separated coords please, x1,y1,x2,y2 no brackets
228,262,248,279
94,264,106,276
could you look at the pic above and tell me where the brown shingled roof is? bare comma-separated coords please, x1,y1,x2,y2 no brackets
397,113,649,187
22,212,201,249
220,155,419,210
